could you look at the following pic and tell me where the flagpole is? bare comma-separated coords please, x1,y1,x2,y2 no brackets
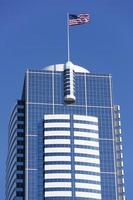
67,13,70,61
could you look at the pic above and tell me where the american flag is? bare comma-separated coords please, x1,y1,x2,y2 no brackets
69,14,90,26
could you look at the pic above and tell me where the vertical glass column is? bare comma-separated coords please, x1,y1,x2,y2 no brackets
113,105,126,200
64,63,76,103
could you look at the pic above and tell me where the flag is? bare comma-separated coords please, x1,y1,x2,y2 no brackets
69,13,90,26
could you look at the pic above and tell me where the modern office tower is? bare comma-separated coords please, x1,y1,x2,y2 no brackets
6,61,125,200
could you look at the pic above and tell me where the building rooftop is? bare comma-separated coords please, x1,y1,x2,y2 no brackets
42,61,90,73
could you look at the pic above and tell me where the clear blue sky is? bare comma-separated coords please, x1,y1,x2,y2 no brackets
0,0,132,199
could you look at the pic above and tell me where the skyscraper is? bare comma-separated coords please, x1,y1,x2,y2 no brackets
6,61,125,200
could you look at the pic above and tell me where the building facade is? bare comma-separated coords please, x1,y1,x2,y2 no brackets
6,62,125,200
